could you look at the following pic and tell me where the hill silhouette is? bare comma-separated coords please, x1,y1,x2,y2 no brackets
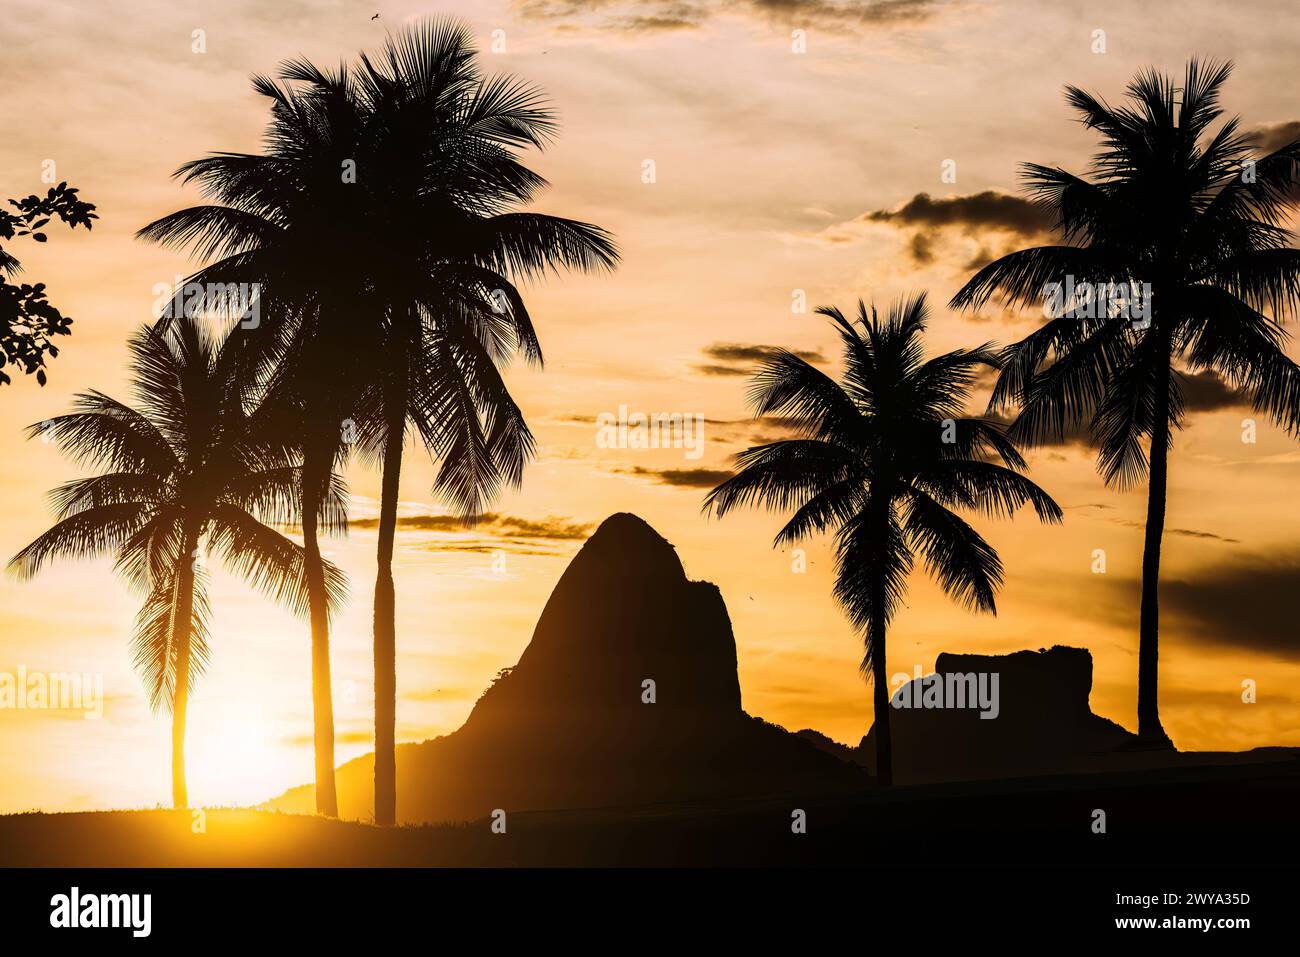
856,647,1143,783
268,513,868,822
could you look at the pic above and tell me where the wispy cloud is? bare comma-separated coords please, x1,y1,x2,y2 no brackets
512,0,945,33
350,513,594,541
618,466,733,487
1108,519,1240,544
695,342,825,377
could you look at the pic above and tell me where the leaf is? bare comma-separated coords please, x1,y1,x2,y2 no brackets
32,233,47,243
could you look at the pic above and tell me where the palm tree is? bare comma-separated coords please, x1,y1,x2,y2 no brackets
704,294,1061,785
949,60,1300,746
139,19,618,824
8,316,346,807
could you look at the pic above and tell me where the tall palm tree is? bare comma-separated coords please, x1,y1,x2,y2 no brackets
949,60,1300,746
139,19,618,824
704,295,1061,785
8,316,346,807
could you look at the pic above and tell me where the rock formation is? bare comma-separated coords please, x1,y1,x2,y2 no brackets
267,513,867,822
858,646,1141,783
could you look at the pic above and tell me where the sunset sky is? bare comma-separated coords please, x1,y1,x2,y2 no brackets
3,0,1299,813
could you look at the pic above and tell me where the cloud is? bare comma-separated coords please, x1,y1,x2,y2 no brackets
1108,519,1239,544
1179,370,1250,413
867,190,1053,235
350,513,594,541
1099,551,1300,661
511,0,943,33
696,342,825,377
805,190,1054,264
982,409,1096,451
1242,122,1300,202
978,371,1247,451
282,729,373,747
619,466,733,487
709,414,806,444
1244,120,1300,154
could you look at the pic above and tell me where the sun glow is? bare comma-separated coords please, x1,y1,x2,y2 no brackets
188,701,300,808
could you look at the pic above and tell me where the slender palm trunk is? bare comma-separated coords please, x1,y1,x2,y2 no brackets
372,391,404,826
870,592,892,787
302,446,339,816
169,525,200,809
867,497,893,786
1137,344,1174,748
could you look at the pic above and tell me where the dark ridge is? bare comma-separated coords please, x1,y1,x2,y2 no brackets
267,513,867,822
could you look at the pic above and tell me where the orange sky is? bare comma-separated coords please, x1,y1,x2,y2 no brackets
3,0,1300,812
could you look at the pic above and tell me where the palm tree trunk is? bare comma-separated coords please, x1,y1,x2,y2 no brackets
169,525,200,809
870,597,892,787
372,393,404,827
1137,342,1174,748
301,448,339,817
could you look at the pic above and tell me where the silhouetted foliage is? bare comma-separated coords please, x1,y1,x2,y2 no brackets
8,316,346,808
705,294,1061,785
139,17,618,824
0,183,97,386
950,59,1300,743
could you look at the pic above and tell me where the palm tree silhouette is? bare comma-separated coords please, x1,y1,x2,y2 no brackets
704,295,1061,785
949,60,1300,746
139,19,618,824
8,316,345,807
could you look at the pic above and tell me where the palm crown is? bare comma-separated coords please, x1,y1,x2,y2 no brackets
951,59,1300,482
9,318,344,766
949,59,1300,744
705,294,1061,783
138,20,618,511
137,19,619,822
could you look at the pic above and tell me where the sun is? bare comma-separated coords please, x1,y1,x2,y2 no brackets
188,700,301,808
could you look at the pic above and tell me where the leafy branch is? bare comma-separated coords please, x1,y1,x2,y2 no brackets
0,182,98,386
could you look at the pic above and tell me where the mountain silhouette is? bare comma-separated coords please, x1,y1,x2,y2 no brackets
855,646,1141,783
268,513,867,822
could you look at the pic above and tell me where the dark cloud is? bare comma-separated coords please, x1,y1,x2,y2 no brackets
494,516,595,539
746,0,941,27
1178,370,1250,413
1242,122,1300,203
977,370,1246,451
696,365,752,377
983,409,1096,451
908,231,936,265
1244,120,1300,155
619,466,733,487
413,543,569,557
1100,551,1300,661
862,191,1054,272
867,191,1053,236
350,513,593,541
695,342,825,377
512,0,942,32
513,0,705,31
708,414,805,444
548,412,596,425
